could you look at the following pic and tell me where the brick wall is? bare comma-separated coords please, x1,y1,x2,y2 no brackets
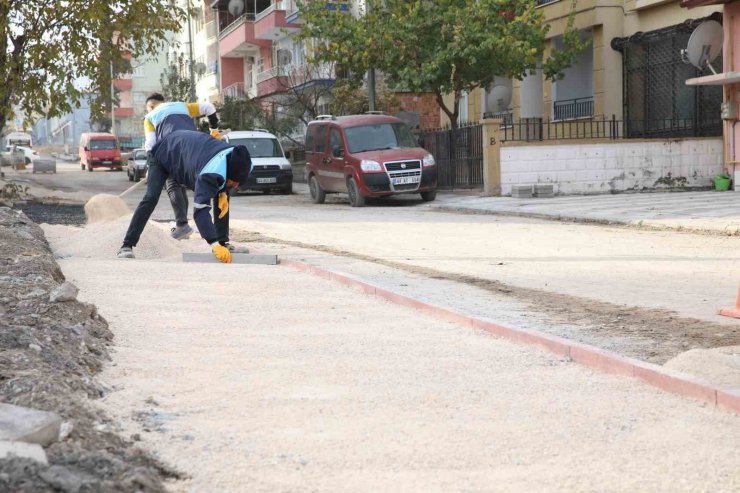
499,138,723,195
388,92,440,130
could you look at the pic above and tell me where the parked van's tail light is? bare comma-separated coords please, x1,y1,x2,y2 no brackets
360,159,382,172
423,154,435,167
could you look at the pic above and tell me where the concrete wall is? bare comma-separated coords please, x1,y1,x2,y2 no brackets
499,138,723,195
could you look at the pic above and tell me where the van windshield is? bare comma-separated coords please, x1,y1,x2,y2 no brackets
228,138,284,158
90,140,117,150
344,123,416,154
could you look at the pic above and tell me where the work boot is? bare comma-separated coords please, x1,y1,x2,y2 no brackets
224,242,249,254
117,246,134,259
170,224,193,240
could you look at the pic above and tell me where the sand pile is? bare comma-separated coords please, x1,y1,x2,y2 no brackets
664,345,740,389
84,194,131,223
42,215,183,260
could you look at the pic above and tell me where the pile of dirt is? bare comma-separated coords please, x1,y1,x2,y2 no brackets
0,207,179,491
42,215,182,261
664,346,740,389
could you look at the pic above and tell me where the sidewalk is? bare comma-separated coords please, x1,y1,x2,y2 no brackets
41,218,740,492
431,190,740,235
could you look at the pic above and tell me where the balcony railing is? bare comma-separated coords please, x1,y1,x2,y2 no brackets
483,110,513,126
256,63,334,85
219,13,256,37
553,97,594,121
223,82,247,101
535,0,560,6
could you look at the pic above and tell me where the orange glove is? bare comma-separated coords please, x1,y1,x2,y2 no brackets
217,192,229,219
210,129,222,140
211,243,232,263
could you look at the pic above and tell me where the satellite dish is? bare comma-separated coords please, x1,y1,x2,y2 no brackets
683,20,723,74
194,62,207,75
228,0,244,17
486,77,513,113
277,49,292,67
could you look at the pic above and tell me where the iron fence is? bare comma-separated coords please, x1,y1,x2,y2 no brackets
501,115,722,142
418,123,483,189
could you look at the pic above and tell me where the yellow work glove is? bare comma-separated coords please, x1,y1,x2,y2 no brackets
217,192,229,219
211,243,232,263
210,128,222,140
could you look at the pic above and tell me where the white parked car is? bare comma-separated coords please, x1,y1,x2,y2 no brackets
5,145,39,165
221,129,293,195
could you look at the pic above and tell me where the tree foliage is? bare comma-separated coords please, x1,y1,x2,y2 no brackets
330,78,398,116
296,0,588,128
217,97,299,144
0,0,186,133
160,52,196,102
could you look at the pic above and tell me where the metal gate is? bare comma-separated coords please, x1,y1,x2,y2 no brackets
418,124,483,189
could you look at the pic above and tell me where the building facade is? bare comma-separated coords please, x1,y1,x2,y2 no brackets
447,0,724,138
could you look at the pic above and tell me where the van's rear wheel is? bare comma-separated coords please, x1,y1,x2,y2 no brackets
420,190,437,202
309,175,325,204
87,165,93,172
347,177,365,207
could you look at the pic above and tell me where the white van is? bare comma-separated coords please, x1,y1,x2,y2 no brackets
222,129,293,195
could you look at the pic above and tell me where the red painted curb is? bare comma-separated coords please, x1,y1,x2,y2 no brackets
280,257,739,413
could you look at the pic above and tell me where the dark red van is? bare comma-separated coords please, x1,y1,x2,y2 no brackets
305,114,437,207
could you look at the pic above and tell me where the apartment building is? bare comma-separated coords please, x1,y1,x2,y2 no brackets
450,0,723,139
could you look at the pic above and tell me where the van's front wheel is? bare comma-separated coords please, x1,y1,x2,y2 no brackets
347,177,365,207
309,175,325,204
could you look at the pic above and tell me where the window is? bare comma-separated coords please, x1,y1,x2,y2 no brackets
305,125,315,152
330,128,343,156
617,18,722,138
344,123,416,154
227,137,283,158
90,139,117,150
458,91,469,124
315,125,327,153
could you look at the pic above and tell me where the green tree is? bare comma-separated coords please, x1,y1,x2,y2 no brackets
217,97,301,145
160,52,196,102
0,1,186,133
296,0,587,129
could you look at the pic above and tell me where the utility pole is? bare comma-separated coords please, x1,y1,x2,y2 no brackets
187,0,196,101
366,0,375,111
110,60,115,135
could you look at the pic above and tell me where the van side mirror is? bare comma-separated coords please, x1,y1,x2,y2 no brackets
84,146,89,151
332,145,344,158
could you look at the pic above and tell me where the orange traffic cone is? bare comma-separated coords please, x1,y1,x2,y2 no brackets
719,286,740,319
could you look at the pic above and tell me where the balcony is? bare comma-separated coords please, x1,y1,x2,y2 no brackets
113,107,134,118
219,13,271,57
284,0,349,23
255,2,300,40
113,78,132,91
553,97,594,121
223,82,247,101
256,66,289,97
535,0,560,6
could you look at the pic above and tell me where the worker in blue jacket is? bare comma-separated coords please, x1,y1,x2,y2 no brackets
118,130,251,263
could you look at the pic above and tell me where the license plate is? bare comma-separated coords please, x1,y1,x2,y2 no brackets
392,176,420,185
102,160,112,165
257,177,277,184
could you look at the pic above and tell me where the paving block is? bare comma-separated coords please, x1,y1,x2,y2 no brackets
0,440,48,464
534,184,554,198
0,403,62,446
511,184,533,199
182,252,278,265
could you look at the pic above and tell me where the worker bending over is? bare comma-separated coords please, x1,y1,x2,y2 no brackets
118,130,251,263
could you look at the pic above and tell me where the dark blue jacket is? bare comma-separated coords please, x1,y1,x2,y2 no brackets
152,130,245,243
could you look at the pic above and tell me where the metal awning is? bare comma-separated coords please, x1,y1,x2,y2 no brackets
681,0,734,8
686,71,740,85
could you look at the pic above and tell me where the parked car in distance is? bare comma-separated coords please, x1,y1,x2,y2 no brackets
222,129,293,195
5,145,39,165
304,113,437,207
79,133,123,172
126,148,148,182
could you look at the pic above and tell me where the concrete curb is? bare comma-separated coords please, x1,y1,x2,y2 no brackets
279,257,740,414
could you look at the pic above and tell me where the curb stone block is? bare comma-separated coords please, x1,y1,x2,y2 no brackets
0,440,48,464
716,387,740,414
569,343,635,377
0,403,62,446
633,363,717,405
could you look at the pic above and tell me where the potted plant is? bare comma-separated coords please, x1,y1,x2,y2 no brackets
714,172,732,191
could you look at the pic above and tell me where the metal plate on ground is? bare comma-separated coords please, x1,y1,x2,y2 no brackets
182,252,278,265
